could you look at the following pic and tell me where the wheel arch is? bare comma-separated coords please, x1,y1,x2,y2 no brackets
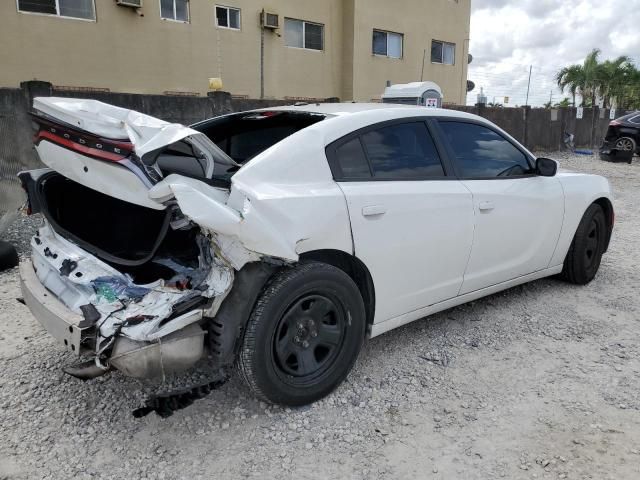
593,197,614,252
299,249,376,335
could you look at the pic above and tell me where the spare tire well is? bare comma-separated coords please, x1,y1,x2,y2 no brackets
299,250,376,334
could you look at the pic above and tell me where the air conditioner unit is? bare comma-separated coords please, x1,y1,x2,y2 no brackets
261,11,279,29
116,0,143,7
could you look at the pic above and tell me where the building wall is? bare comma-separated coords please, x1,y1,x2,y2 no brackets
0,0,470,103
351,0,471,104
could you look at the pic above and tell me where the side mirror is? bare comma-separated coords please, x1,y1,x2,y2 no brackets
536,157,558,177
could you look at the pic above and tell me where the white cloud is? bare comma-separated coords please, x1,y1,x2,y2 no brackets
467,0,640,106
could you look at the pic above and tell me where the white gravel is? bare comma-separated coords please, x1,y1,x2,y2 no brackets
1,152,639,479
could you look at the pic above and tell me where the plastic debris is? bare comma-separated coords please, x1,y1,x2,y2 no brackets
92,276,151,302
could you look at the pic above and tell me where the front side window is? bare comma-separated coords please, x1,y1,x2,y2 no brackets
372,30,403,58
439,121,532,178
215,5,240,29
431,40,455,65
284,18,324,51
161,0,189,22
18,0,95,20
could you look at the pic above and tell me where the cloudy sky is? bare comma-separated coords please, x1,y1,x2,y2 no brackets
466,0,640,106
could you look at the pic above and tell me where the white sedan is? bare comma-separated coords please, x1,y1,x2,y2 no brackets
19,99,614,406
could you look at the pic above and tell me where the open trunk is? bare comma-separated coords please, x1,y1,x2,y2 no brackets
19,97,328,379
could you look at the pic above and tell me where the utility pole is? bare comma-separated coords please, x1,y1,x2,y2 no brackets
260,10,265,99
524,65,532,107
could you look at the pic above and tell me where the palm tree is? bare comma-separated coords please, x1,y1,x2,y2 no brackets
556,64,584,107
556,49,640,109
556,49,602,107
597,55,632,107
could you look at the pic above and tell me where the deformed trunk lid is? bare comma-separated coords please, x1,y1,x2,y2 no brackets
31,97,234,209
33,97,203,158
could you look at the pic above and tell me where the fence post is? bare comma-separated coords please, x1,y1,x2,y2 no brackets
522,106,530,149
20,80,53,111
207,90,232,115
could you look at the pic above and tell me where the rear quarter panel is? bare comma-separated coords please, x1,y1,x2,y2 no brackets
229,127,353,259
549,172,613,267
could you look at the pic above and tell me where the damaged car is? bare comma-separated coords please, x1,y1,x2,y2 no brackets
19,98,614,406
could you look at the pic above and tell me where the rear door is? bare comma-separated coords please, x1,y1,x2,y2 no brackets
435,120,564,294
327,119,474,324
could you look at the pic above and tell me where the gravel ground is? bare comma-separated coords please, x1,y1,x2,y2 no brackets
1,152,639,480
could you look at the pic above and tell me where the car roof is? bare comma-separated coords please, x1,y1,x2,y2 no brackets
252,102,481,121
618,111,640,123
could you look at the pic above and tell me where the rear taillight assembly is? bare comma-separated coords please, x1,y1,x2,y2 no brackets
31,114,133,163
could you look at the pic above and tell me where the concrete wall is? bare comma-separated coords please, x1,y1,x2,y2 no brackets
0,0,470,102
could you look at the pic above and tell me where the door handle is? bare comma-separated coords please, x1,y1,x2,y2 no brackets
478,201,494,212
362,205,386,217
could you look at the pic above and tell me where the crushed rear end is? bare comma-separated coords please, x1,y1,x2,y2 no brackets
19,98,322,380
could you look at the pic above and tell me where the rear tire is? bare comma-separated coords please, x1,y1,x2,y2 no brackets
559,204,606,285
615,136,636,153
237,262,365,406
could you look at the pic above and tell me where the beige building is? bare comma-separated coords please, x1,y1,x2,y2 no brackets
0,0,470,103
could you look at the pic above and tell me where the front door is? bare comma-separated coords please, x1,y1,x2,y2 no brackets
436,120,564,294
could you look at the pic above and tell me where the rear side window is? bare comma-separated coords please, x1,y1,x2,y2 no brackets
439,121,532,178
361,122,445,178
334,138,371,178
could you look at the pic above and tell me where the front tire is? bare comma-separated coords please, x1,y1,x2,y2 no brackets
237,262,366,406
560,204,606,285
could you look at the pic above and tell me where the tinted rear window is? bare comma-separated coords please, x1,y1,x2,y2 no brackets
334,137,371,178
361,122,445,178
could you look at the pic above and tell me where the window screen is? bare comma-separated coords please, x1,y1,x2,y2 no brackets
439,122,532,178
431,40,455,64
284,19,304,48
361,123,445,179
372,30,403,58
216,5,240,29
285,18,324,50
161,0,189,22
304,22,323,50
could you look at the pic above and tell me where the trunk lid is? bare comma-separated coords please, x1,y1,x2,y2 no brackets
31,97,236,209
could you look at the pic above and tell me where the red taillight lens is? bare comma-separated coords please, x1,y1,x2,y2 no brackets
31,114,133,163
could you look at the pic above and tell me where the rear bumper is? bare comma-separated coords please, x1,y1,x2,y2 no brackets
19,260,93,355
